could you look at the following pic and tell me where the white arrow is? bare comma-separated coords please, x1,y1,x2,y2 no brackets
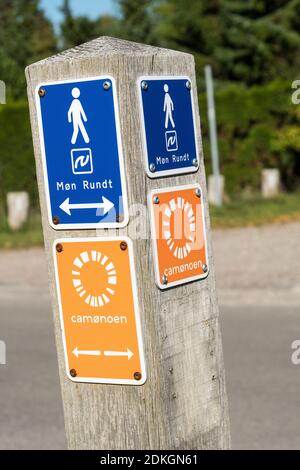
104,348,134,360
60,197,114,216
72,347,101,358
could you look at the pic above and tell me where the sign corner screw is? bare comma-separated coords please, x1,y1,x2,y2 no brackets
186,80,191,90
103,81,111,90
56,243,63,253
149,163,156,173
53,216,60,225
203,264,208,273
162,274,168,286
195,188,201,198
134,372,142,381
153,196,160,204
38,88,46,97
120,241,128,251
141,80,148,91
70,369,77,378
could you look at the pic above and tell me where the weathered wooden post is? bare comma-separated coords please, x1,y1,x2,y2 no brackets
26,37,230,450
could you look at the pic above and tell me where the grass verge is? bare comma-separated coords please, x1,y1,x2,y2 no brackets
210,192,300,229
0,193,299,248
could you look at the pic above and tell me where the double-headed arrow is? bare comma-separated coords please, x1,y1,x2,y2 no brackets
72,347,133,360
60,197,114,216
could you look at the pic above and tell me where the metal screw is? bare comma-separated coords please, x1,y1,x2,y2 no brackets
195,187,201,198
186,80,191,90
192,158,198,167
141,80,148,91
172,393,177,399
134,372,142,381
70,369,77,378
52,216,60,225
56,243,63,253
120,241,128,251
149,163,156,173
153,196,160,204
162,274,168,286
103,81,111,90
38,88,46,97
203,264,208,273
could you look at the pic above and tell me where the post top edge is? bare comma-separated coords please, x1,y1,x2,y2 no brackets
26,36,193,71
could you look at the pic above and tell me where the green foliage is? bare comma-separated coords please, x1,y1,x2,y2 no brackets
60,0,119,50
0,102,38,207
156,0,300,87
0,0,57,100
117,0,156,44
199,80,300,194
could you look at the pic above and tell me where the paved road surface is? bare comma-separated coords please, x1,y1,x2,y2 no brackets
0,222,299,449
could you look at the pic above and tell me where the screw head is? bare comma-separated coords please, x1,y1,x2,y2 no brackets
134,371,142,381
52,216,60,225
38,88,46,97
192,158,198,167
162,274,168,286
153,196,160,204
195,187,201,198
120,241,128,251
149,163,156,173
103,81,111,90
141,80,148,91
186,80,191,90
70,369,77,378
56,243,63,253
203,264,208,273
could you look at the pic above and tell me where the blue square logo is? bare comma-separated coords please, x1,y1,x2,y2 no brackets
71,148,93,175
165,130,178,152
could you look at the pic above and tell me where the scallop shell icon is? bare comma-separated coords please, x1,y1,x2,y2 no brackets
72,250,117,307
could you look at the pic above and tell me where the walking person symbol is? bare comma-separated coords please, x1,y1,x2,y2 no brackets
163,84,175,129
68,87,90,145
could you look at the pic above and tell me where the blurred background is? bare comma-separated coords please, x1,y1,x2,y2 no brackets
0,0,300,450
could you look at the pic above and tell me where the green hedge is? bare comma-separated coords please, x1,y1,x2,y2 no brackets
199,80,300,195
0,101,38,209
0,80,299,210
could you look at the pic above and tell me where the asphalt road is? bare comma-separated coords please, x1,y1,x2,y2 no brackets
0,222,300,449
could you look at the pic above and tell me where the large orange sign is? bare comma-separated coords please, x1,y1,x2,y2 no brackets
149,184,209,289
53,237,146,385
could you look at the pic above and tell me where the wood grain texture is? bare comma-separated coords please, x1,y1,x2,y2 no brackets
25,37,230,450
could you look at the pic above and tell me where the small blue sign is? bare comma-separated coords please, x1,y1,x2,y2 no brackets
36,76,128,229
138,77,199,178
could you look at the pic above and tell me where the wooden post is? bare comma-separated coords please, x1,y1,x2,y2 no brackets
26,37,230,450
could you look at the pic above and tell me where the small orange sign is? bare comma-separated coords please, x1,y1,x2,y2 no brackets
53,237,146,385
149,184,209,289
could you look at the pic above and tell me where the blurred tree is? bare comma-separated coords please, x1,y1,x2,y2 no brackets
60,0,120,49
156,0,300,86
0,0,57,100
118,0,156,43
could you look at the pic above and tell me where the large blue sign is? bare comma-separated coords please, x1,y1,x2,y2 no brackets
36,76,128,229
138,77,199,178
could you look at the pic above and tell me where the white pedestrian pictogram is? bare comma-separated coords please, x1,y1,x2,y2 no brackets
68,87,90,145
163,84,175,129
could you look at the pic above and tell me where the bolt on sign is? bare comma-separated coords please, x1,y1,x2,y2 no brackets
149,184,209,289
138,76,199,178
36,76,128,230
53,237,146,385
